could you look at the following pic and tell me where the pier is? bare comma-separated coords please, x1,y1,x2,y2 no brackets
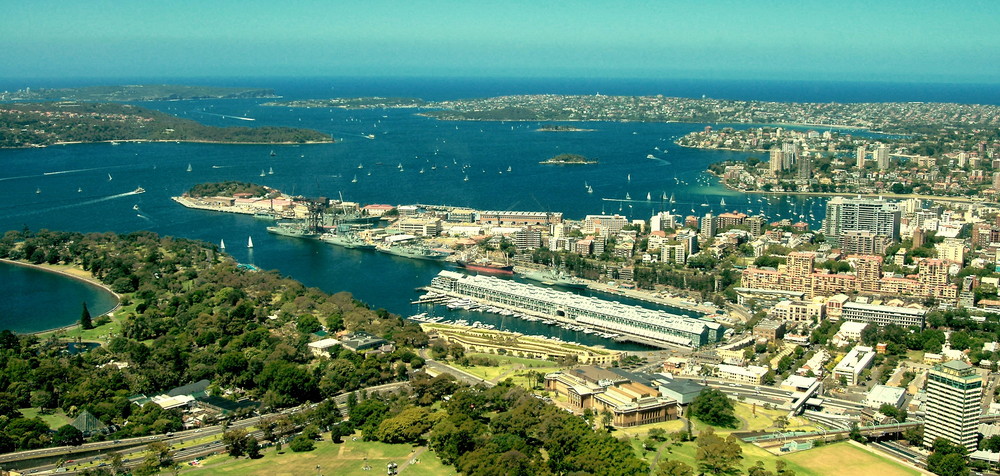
423,271,725,348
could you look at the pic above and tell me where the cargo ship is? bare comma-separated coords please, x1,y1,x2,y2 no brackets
457,259,514,275
376,242,448,261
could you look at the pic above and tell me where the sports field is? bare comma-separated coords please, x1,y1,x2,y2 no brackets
781,442,923,476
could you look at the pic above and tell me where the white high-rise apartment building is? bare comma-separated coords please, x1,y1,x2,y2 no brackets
923,360,982,451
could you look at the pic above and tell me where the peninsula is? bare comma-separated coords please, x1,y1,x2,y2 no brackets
539,153,597,164
0,102,333,148
1,84,277,102
262,97,426,109
420,94,1000,133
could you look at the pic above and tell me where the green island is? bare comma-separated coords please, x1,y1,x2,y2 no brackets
539,153,598,164
1,84,277,102
262,97,427,109
0,102,333,148
537,124,595,132
187,181,271,199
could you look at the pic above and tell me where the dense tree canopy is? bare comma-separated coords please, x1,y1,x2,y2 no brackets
0,229,426,453
690,388,738,428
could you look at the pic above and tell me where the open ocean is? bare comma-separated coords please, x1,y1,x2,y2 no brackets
1,76,997,338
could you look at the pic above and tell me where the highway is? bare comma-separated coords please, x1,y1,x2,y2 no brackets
3,382,412,474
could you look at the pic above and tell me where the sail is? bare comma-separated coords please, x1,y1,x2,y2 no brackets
220,239,226,249
247,236,254,248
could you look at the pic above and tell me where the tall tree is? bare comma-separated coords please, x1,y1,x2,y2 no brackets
80,302,93,329
690,388,738,427
695,427,743,475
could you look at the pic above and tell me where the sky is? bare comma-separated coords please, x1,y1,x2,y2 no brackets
3,0,999,83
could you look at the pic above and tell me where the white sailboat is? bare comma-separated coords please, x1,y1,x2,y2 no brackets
77,187,82,193
625,192,631,200
220,239,226,250
507,166,512,172
351,175,358,183
669,193,675,204
720,198,726,207
247,236,254,248
587,185,593,194
627,173,631,182
260,169,266,177
186,164,192,172
463,175,469,182
268,167,274,175
646,192,651,201
108,173,113,181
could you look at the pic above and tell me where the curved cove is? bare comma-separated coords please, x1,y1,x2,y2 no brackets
0,261,118,334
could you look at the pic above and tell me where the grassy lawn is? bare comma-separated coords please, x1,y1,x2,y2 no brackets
39,300,137,344
453,353,562,385
645,439,919,476
182,436,455,476
782,441,922,476
465,353,558,368
19,407,72,428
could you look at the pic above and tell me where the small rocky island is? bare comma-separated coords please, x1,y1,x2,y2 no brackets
539,153,598,165
537,125,595,132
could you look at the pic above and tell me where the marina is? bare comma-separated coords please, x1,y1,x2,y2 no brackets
424,270,727,348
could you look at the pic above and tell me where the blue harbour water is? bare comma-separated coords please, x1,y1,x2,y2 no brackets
1,77,996,343
0,262,118,333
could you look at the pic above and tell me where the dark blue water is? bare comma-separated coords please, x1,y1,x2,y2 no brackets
1,76,996,343
0,262,117,333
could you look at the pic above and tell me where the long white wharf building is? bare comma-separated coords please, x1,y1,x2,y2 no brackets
429,271,725,348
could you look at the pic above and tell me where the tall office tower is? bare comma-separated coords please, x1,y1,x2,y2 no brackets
782,142,798,169
912,227,926,249
822,196,901,247
923,361,982,451
769,146,783,175
876,145,890,170
856,146,866,169
798,153,813,179
700,213,715,240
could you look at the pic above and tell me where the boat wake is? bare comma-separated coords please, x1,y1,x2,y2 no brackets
0,190,144,219
193,111,255,121
43,167,108,176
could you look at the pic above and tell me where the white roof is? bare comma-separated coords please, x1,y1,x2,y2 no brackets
308,338,342,349
781,375,818,389
865,385,906,406
839,321,869,333
717,364,768,378
151,394,194,410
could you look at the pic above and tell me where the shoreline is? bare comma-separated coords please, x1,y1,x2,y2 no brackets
2,138,335,150
708,177,990,205
0,258,122,335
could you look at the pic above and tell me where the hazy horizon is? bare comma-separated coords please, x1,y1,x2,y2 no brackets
4,1,999,84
